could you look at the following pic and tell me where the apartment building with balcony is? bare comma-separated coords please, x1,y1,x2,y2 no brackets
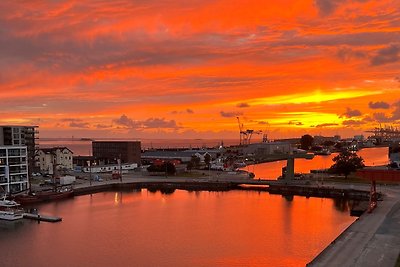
0,146,29,194
0,125,39,175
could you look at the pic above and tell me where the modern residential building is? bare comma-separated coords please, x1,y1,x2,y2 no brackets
0,125,39,175
0,146,29,194
92,141,141,165
36,147,74,173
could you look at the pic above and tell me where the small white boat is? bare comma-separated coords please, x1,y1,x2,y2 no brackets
0,197,24,221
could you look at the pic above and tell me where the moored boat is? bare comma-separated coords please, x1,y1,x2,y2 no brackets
13,188,74,205
0,197,24,221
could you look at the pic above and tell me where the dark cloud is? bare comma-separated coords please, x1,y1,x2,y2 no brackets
69,122,90,128
341,107,362,118
258,121,269,125
371,101,400,123
315,123,339,128
369,101,390,109
171,109,194,114
277,31,400,48
220,111,243,118
96,124,112,129
314,0,370,16
142,118,179,129
314,0,343,16
113,114,179,129
342,120,365,126
114,114,138,128
237,102,250,108
336,47,366,62
373,112,392,123
370,44,400,66
288,120,303,126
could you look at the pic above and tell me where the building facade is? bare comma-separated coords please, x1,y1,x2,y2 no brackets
36,147,74,173
0,146,29,194
92,141,141,165
243,142,292,158
0,125,39,175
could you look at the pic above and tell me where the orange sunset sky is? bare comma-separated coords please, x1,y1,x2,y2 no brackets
0,0,399,140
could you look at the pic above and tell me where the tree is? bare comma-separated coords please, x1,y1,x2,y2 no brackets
190,155,201,168
329,151,365,178
147,162,176,175
204,154,211,168
300,134,314,150
186,161,194,172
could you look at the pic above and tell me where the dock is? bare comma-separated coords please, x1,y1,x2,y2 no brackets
23,213,62,223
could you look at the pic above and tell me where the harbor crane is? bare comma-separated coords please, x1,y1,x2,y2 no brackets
236,117,262,145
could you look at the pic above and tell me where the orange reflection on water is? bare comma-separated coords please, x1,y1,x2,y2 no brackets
2,189,355,267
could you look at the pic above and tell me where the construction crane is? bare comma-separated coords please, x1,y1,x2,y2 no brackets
236,117,262,145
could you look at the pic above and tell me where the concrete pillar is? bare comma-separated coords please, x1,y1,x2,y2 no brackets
285,157,295,181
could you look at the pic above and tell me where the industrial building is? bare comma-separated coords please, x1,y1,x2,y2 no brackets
0,146,29,194
92,141,141,165
142,149,221,163
242,142,292,158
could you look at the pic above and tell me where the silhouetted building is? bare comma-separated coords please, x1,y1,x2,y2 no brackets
92,141,141,165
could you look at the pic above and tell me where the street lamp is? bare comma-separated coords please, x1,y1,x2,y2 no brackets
87,160,92,186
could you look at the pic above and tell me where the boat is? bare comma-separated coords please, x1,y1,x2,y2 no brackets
0,197,24,221
314,148,332,155
13,187,74,205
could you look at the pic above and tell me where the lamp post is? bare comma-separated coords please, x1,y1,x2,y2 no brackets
87,160,92,186
118,158,122,182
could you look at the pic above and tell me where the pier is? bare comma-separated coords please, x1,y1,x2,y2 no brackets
23,213,62,223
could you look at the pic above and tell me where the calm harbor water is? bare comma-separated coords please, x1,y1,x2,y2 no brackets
248,146,389,179
1,190,355,267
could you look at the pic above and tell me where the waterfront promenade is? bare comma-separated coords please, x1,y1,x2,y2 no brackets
308,185,400,267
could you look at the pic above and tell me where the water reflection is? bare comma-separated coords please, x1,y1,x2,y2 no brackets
0,189,356,267
248,147,388,179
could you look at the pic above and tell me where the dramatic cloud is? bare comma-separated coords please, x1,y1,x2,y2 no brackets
314,123,339,128
341,107,362,118
0,1,399,139
69,122,90,128
369,101,390,109
220,111,243,118
342,120,365,126
237,102,250,108
288,120,304,126
171,109,194,114
113,114,179,129
142,118,179,129
370,44,400,66
336,47,366,63
373,112,393,123
114,114,137,128
96,124,112,129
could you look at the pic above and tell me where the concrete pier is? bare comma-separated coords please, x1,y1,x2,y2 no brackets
307,186,400,267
